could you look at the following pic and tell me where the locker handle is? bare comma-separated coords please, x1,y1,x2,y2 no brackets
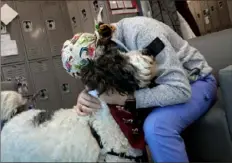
211,6,214,11
38,89,49,100
71,17,76,24
218,1,223,8
62,83,70,93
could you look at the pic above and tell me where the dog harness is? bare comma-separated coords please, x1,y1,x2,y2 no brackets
89,101,152,162
1,120,7,131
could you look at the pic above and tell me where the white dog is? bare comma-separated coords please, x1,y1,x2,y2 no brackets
1,25,156,162
1,53,155,162
1,90,145,162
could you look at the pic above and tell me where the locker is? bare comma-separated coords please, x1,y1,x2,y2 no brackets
15,1,51,60
1,1,25,65
191,2,206,35
88,0,110,24
1,63,33,96
187,1,196,21
29,60,61,110
59,1,73,37
66,1,83,34
53,57,84,108
207,1,221,32
217,0,231,29
40,1,71,57
76,1,95,33
200,1,212,33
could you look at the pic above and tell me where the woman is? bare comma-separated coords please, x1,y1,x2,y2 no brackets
74,16,217,162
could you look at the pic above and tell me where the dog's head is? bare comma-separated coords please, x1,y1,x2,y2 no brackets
80,24,153,95
80,44,140,96
1,91,28,121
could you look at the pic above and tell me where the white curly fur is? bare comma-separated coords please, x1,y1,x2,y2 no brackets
125,51,154,87
1,91,27,121
1,52,153,162
1,91,143,162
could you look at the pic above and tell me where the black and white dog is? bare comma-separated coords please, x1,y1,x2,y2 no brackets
1,25,157,162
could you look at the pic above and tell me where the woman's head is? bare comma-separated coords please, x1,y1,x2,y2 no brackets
61,23,116,78
61,33,97,78
61,23,155,95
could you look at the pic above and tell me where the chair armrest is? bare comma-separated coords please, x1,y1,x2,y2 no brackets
183,107,232,161
219,65,232,136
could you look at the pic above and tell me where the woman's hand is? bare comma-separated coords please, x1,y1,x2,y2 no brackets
75,90,101,116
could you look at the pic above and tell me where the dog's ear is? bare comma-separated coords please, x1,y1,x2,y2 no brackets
80,52,140,96
80,59,109,95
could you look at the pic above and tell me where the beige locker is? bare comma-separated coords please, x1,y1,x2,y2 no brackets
201,1,212,33
66,1,83,34
207,1,221,32
88,0,110,24
217,0,231,29
76,1,95,33
15,1,51,60
40,1,71,57
191,1,206,35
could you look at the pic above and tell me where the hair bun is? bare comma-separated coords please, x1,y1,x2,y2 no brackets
98,24,114,38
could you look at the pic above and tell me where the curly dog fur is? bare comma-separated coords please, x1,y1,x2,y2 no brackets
1,24,155,162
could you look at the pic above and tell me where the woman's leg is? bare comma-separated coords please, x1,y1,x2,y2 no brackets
143,75,217,162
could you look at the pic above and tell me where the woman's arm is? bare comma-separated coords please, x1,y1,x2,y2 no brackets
132,20,192,108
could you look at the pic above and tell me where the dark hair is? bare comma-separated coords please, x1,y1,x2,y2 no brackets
80,40,139,96
97,23,114,46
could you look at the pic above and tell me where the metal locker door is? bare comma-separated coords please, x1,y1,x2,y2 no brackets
77,1,95,33
59,1,73,38
15,1,50,60
192,2,206,35
40,1,70,57
53,57,84,108
200,1,212,33
207,1,221,32
1,63,33,96
66,1,83,34
1,1,25,65
29,60,61,110
88,0,110,24
187,1,197,22
217,0,231,29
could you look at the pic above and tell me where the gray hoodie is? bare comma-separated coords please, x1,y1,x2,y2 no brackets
112,16,212,109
